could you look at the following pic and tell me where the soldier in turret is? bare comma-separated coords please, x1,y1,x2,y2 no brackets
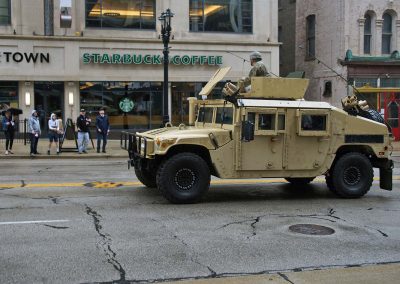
223,51,271,96
230,51,270,93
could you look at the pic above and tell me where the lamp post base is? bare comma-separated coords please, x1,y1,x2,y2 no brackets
162,115,170,127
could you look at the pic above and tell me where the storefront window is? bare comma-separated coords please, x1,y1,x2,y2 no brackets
189,0,252,33
171,81,226,125
0,0,10,25
85,0,156,29
80,81,162,132
0,81,18,109
171,82,203,125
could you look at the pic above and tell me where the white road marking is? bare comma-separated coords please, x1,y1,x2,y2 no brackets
0,220,70,225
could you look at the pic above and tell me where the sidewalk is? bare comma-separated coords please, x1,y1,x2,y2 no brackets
0,138,400,159
165,263,400,284
0,139,127,159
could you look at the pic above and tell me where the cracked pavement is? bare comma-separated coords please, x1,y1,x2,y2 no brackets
0,158,399,283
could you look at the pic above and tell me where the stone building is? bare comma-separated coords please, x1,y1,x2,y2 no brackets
0,0,279,134
284,0,400,139
278,0,296,77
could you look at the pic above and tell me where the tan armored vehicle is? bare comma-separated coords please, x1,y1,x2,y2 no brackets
121,67,393,204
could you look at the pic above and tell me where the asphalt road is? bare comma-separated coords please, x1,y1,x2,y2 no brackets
0,158,400,284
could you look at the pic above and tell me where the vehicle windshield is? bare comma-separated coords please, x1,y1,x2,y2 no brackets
197,106,233,125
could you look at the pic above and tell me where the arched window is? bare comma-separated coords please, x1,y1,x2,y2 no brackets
382,13,393,54
364,14,372,54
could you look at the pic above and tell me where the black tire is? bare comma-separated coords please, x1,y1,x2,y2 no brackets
325,175,336,193
330,152,373,198
157,153,210,204
135,167,157,188
285,177,315,185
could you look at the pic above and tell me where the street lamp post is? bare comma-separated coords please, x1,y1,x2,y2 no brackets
159,9,174,126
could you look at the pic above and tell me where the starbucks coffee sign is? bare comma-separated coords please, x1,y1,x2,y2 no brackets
83,53,223,66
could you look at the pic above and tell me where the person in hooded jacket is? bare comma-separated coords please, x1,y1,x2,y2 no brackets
47,113,60,155
28,110,41,156
2,110,15,155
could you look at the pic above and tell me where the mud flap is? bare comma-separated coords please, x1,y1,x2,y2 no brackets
380,160,393,191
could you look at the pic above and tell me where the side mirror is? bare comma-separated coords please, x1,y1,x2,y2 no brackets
242,121,254,142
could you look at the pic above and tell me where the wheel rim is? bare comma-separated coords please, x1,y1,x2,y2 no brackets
343,166,361,186
174,168,196,190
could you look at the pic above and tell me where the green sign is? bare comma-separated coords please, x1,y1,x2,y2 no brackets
119,98,134,113
82,53,223,66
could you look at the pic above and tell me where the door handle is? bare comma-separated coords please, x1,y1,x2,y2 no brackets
318,137,330,142
271,137,281,142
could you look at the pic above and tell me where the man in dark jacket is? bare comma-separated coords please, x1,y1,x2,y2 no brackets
76,109,91,154
2,110,15,155
95,108,110,153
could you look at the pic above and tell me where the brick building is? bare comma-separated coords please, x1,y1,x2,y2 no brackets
279,0,400,139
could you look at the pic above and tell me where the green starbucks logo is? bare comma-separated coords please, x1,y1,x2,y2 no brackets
119,98,134,113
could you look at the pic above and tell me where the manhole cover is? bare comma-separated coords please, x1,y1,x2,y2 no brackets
289,224,335,235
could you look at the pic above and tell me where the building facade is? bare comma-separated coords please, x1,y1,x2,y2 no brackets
290,0,400,138
277,0,296,77
0,0,279,134
290,1,400,102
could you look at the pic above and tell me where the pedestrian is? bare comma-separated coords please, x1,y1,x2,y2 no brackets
47,113,60,155
57,113,64,145
76,109,91,154
2,110,15,155
95,107,110,153
28,109,41,157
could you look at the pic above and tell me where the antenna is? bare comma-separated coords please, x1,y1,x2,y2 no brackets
226,51,279,77
298,46,389,129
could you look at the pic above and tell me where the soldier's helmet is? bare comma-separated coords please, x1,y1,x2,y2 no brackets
250,51,262,61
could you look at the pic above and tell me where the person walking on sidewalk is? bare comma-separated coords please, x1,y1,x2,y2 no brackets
28,110,41,157
76,109,91,154
47,113,60,155
95,108,110,153
2,110,15,155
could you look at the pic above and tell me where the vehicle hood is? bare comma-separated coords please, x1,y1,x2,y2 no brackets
137,126,232,149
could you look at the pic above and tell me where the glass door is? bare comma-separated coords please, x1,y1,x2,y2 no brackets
384,92,400,141
34,82,64,136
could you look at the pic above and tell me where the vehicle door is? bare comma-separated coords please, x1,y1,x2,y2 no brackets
286,109,331,170
239,108,286,171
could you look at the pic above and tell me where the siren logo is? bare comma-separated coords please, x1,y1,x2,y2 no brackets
0,52,50,63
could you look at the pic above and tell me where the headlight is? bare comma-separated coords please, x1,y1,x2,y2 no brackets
140,138,146,155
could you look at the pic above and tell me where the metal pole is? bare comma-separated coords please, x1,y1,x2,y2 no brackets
163,39,169,125
159,9,173,126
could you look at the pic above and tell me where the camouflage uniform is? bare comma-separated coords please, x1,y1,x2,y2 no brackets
243,61,270,87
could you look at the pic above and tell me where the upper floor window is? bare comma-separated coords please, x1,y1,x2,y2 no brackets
306,14,315,59
0,0,10,25
364,14,372,54
85,0,156,29
382,13,393,54
189,0,253,33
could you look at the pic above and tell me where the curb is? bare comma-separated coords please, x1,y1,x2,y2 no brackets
1,154,127,159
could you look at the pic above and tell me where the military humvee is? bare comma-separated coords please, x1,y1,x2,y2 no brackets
121,67,393,204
